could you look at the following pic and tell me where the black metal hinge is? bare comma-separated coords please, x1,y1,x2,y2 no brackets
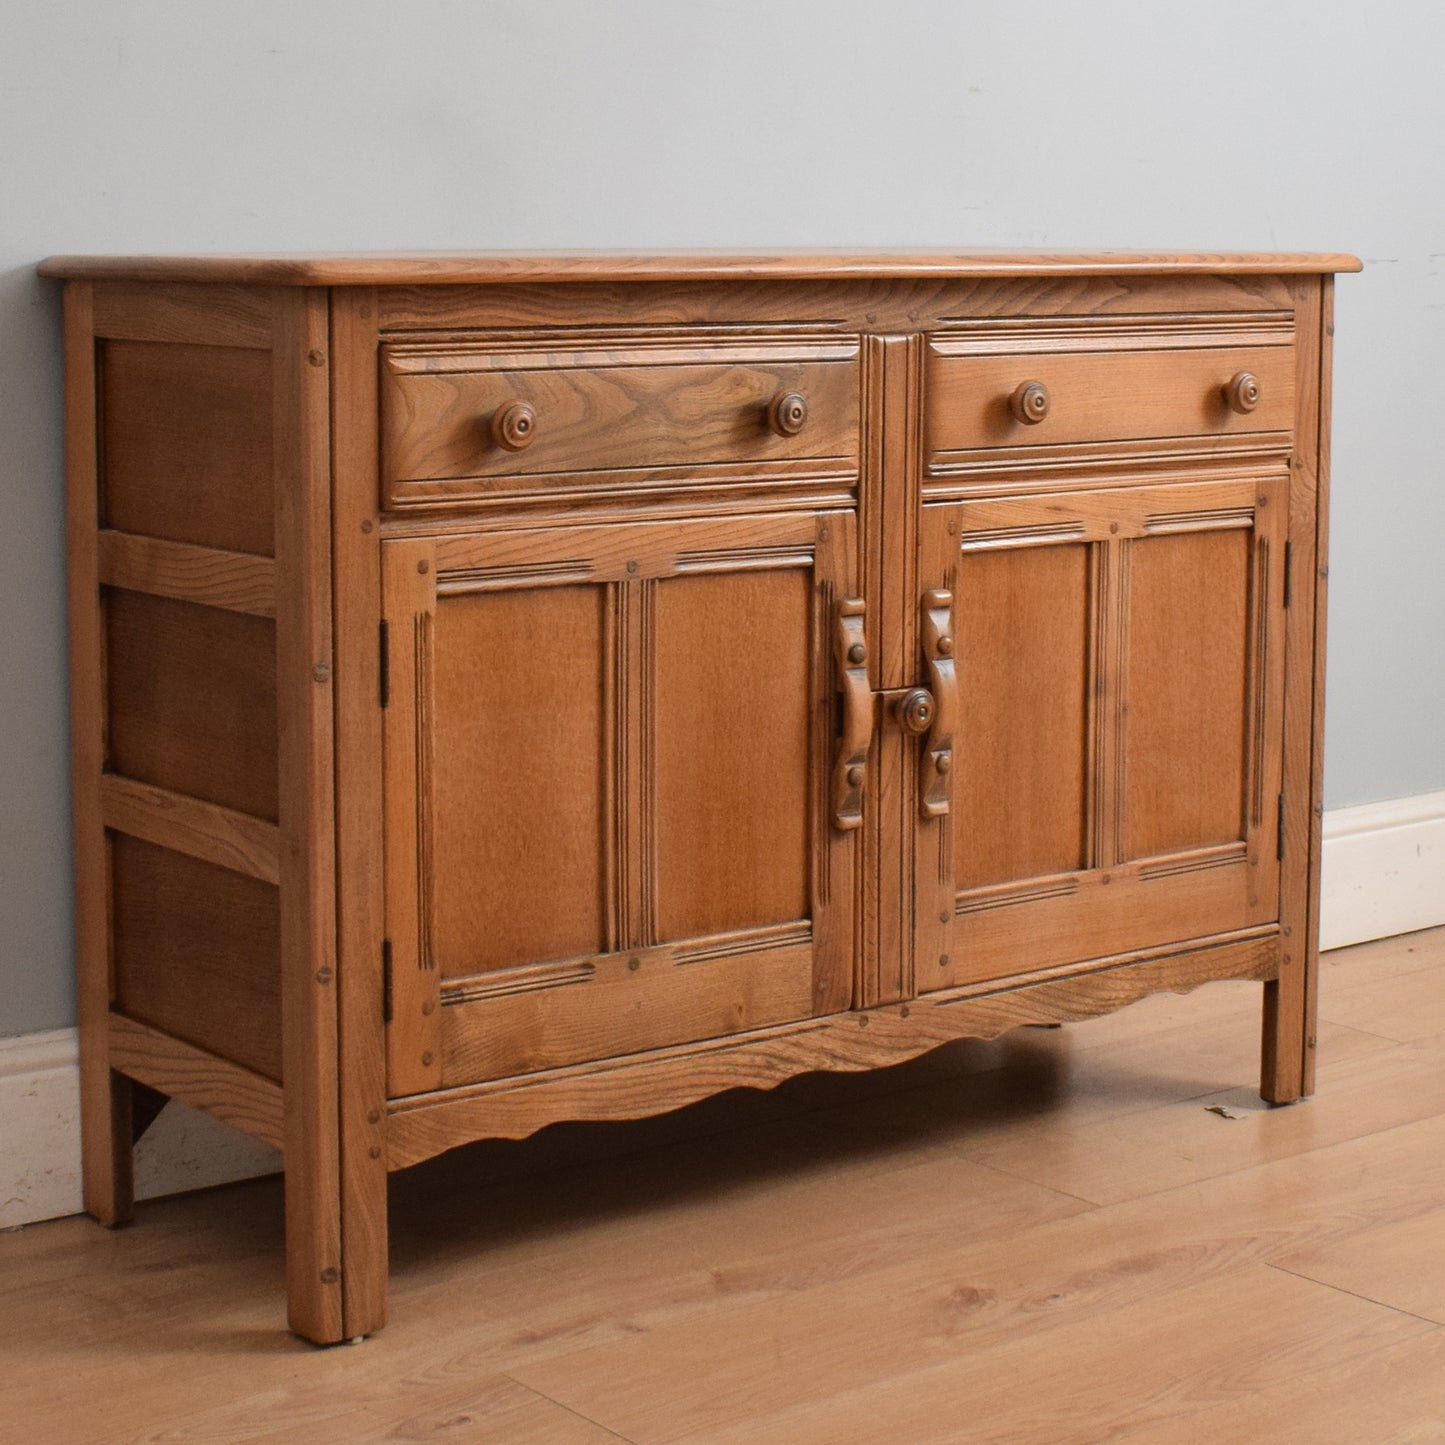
379,620,390,708
1277,794,1286,861
382,938,394,1023
1283,541,1293,609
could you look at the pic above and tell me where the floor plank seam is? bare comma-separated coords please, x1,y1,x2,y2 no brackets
505,1373,640,1443
1311,1018,1431,1046
1263,1260,1445,1330
956,1154,1109,1211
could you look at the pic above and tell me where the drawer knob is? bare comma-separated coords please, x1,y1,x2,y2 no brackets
768,390,809,437
1010,380,1051,425
1225,371,1261,414
491,399,538,451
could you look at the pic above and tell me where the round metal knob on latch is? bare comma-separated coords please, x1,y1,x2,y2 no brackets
491,399,538,451
1010,380,1051,425
895,687,935,734
1225,371,1261,414
768,390,809,436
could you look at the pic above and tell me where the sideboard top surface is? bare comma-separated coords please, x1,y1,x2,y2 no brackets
37,249,1362,286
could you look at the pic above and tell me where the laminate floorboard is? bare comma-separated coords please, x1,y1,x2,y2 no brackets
2,927,1441,1444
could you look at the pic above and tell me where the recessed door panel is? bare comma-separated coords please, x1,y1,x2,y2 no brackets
955,544,1091,889
430,585,607,975
653,569,812,941
1123,529,1250,859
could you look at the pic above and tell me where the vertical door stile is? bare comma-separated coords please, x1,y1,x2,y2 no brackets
862,333,924,1008
913,501,962,993
814,509,859,1018
381,537,443,1096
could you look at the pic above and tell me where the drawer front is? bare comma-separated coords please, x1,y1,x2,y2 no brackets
927,339,1296,459
381,338,861,507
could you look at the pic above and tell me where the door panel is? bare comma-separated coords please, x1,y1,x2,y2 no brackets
955,544,1091,889
653,569,813,940
431,585,607,973
1123,528,1250,858
382,512,857,1095
918,476,1287,990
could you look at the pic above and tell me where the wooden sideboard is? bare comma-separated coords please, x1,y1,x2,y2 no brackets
40,249,1360,1343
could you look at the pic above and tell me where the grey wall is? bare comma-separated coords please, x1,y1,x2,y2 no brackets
3,1,1440,1038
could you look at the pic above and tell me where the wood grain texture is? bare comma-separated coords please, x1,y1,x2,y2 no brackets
1301,277,1334,1096
273,289,344,1344
98,530,276,617
110,834,282,1080
328,288,391,1340
939,477,1286,987
100,774,280,884
954,542,1090,887
105,589,279,822
382,337,861,506
652,567,812,940
428,580,608,973
64,281,136,1228
378,276,1311,345
1264,275,1328,1103
440,937,815,1086
108,1011,285,1151
389,933,1276,1166
90,279,275,348
928,340,1296,458
859,334,923,1007
39,249,1363,284
1122,527,1250,857
379,536,444,1098
99,339,275,556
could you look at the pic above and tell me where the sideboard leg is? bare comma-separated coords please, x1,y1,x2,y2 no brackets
80,1062,135,1227
277,290,347,1345
1262,930,1319,1105
1260,977,1304,1104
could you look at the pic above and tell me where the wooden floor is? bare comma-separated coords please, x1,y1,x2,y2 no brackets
4,928,1444,1444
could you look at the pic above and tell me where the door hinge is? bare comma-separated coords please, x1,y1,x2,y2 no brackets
1277,794,1286,861
379,620,390,708
382,938,393,1023
1283,541,1292,609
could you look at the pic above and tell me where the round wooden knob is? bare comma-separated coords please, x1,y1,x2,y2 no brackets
847,642,867,665
1010,381,1051,425
1225,372,1261,415
491,399,538,451
768,391,809,437
896,688,935,735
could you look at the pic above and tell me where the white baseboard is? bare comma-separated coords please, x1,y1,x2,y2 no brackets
1318,788,1445,951
4,789,1442,1230
0,1029,280,1231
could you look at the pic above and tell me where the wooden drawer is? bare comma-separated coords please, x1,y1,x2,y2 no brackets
381,336,861,507
926,330,1296,461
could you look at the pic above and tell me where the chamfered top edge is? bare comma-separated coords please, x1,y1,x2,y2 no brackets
36,248,1364,285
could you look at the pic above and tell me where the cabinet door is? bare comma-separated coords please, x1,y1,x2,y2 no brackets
381,512,858,1095
915,477,1288,989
